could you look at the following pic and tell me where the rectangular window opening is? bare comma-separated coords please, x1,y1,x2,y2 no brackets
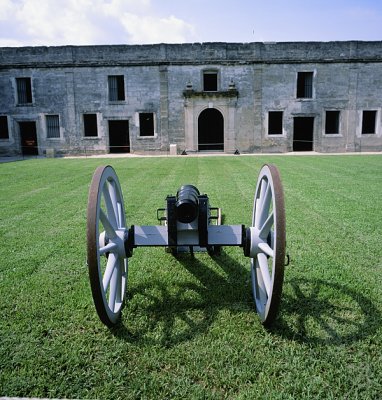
203,72,218,91
325,111,340,134
84,114,98,137
139,113,154,137
0,116,9,139
108,75,125,101
297,72,313,98
16,77,33,104
362,110,377,134
46,115,60,138
268,111,283,135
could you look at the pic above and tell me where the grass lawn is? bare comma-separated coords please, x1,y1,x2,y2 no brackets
0,154,381,399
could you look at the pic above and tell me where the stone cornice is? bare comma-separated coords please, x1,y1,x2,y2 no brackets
183,89,238,99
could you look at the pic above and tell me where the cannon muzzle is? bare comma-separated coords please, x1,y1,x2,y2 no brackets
175,184,200,223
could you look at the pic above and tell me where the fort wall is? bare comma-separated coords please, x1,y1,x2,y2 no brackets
1,41,381,156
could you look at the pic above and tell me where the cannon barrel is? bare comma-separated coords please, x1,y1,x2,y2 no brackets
175,184,200,223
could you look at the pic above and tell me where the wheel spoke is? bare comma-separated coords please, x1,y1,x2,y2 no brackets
259,178,267,206
253,260,267,309
254,198,261,228
254,179,267,228
108,180,119,221
103,183,118,229
99,242,118,256
99,208,117,239
108,265,118,312
117,201,124,229
259,211,274,238
258,183,272,228
103,253,118,291
115,258,123,305
258,242,274,258
258,253,271,297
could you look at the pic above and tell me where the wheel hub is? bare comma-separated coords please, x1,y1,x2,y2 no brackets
244,227,270,258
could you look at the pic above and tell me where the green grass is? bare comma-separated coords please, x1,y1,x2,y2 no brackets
0,155,381,399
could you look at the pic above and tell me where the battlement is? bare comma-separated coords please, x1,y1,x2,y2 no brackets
1,41,382,69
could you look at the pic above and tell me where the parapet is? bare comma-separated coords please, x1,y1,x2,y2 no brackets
1,41,382,69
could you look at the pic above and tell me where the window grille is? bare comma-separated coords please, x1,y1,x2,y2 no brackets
46,115,60,138
297,72,313,98
16,78,32,104
108,75,125,101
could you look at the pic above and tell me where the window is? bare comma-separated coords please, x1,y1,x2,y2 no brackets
84,114,98,137
268,111,283,135
46,115,60,138
325,111,340,134
362,110,377,134
0,116,9,139
203,71,218,91
16,77,33,104
297,72,313,98
139,113,154,137
108,75,125,101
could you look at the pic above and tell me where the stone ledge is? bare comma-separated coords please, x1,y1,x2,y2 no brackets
183,90,238,98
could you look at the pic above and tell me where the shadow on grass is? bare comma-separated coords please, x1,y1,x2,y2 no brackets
270,278,382,345
110,256,381,347
110,251,252,347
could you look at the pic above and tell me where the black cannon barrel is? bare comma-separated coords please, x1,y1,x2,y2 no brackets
175,184,200,223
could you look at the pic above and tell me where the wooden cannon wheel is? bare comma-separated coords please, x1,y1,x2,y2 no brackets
87,165,128,327
250,164,286,326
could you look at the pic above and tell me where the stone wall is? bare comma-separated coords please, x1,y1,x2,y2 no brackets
0,41,382,156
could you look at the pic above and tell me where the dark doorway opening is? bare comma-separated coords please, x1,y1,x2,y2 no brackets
108,120,130,153
293,117,314,151
361,110,377,134
203,72,218,91
198,108,224,151
19,121,38,155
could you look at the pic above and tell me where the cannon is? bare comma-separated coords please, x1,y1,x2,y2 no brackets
87,164,286,328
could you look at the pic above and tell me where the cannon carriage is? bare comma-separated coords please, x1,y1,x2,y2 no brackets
87,164,286,327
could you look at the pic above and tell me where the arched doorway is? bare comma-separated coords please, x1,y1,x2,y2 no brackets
198,108,224,151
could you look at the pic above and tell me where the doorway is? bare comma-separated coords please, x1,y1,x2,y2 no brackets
198,108,224,151
293,117,314,151
108,120,130,153
19,121,38,155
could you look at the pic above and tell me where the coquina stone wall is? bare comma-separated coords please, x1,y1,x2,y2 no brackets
0,41,381,156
